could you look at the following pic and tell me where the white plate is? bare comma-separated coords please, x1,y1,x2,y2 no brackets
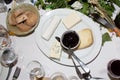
35,9,102,66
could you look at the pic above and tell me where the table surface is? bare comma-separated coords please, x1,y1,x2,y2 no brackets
0,1,120,80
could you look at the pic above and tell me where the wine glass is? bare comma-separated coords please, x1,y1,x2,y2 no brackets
50,72,68,80
0,25,11,50
26,60,45,80
0,0,7,13
68,76,79,80
0,47,18,80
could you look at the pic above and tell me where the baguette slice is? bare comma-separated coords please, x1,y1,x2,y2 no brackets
8,13,17,25
77,28,94,49
14,9,25,17
16,14,28,24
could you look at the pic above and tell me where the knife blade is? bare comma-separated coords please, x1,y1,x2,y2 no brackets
90,13,120,37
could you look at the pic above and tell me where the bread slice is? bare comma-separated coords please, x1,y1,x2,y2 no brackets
77,28,94,49
8,13,17,26
16,14,28,24
16,23,32,32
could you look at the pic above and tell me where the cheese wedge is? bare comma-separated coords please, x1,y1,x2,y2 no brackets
49,40,62,60
77,28,94,49
62,11,82,29
42,16,61,40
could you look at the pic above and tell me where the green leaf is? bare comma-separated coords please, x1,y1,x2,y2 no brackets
102,32,112,46
38,0,45,8
98,0,115,16
79,2,90,15
45,0,68,9
110,0,120,7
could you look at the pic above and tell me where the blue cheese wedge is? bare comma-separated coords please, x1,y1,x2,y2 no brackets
49,40,62,60
42,16,61,40
62,11,82,29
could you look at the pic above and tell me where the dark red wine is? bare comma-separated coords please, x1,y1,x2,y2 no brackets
114,12,120,29
62,31,79,48
110,60,120,76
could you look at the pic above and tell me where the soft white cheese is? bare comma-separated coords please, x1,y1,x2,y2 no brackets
42,16,61,40
62,11,82,29
49,40,62,60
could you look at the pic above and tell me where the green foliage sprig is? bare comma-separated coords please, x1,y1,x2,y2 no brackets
35,0,120,17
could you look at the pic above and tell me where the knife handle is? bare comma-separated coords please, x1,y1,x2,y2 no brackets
113,27,120,37
12,67,21,80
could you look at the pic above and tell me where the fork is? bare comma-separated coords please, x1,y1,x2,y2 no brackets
68,48,91,79
55,37,103,80
68,48,83,79
68,48,104,80
68,48,90,73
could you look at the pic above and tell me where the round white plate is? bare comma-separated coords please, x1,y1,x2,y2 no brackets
35,9,102,66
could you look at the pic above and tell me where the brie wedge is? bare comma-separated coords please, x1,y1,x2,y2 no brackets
42,16,61,40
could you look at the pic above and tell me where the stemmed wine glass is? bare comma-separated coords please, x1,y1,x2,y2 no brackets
26,60,45,80
50,72,67,80
0,24,11,50
0,47,18,80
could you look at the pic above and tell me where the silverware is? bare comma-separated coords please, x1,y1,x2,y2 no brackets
12,67,21,80
68,48,83,79
55,36,104,80
55,36,90,79
55,36,90,72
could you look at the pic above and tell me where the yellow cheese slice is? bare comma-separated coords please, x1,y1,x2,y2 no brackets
77,28,94,49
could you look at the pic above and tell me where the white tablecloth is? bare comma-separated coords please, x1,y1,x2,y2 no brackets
0,1,120,80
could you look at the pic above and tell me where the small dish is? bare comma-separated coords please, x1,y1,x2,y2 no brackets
60,30,80,50
6,3,40,36
26,60,45,80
